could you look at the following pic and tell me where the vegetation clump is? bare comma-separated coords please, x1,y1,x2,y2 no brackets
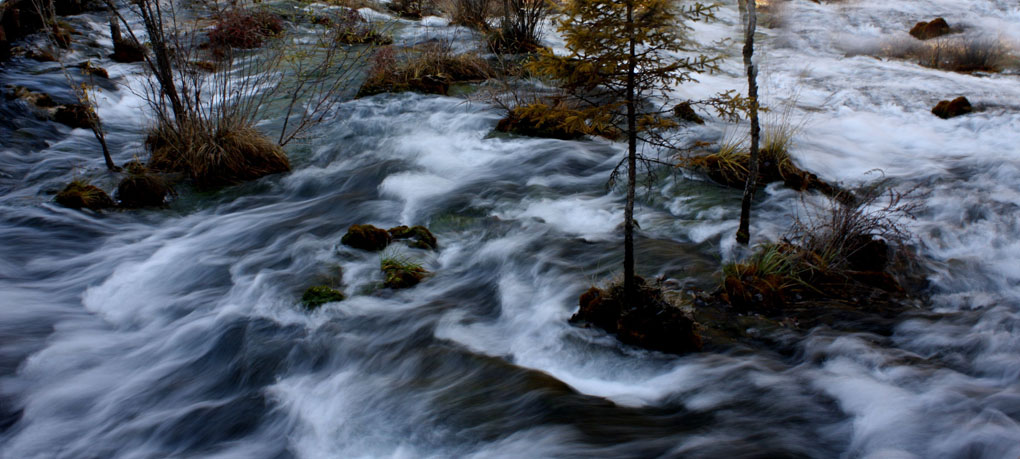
931,96,972,119
55,179,115,211
486,0,547,54
317,9,392,45
571,277,702,355
495,100,616,140
207,8,284,50
357,43,492,97
721,183,917,313
341,224,392,251
388,0,436,19
53,103,96,129
301,285,346,310
909,17,951,40
115,162,175,208
388,225,437,250
381,255,429,289
146,118,291,189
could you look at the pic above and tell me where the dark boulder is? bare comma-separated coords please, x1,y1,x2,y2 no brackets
53,103,94,129
341,224,391,251
932,96,972,119
909,18,951,40
388,225,437,250
570,277,702,355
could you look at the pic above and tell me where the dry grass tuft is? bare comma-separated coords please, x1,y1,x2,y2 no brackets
357,42,492,97
147,118,291,189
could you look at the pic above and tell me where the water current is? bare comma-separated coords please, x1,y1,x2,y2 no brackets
1,0,1019,457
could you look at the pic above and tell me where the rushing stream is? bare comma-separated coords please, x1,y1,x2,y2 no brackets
2,0,1019,457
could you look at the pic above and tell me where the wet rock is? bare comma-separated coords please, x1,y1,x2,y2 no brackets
846,236,889,272
673,101,704,124
53,103,94,129
570,277,702,355
341,224,392,251
909,17,951,40
116,163,175,208
388,225,437,250
932,96,972,119
381,258,428,289
301,285,345,310
55,180,114,210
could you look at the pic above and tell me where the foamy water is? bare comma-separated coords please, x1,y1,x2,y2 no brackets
1,0,1018,457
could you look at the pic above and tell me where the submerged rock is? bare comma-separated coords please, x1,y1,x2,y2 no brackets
909,17,951,40
932,96,972,119
381,258,428,289
301,285,345,310
341,224,392,251
55,180,114,210
570,277,702,355
388,225,437,250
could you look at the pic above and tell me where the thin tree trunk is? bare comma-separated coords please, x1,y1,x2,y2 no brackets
623,0,637,302
736,0,760,245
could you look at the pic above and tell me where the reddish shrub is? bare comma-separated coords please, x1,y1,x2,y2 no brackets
208,9,284,50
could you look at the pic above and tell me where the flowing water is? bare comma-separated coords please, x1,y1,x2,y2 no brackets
1,0,1019,457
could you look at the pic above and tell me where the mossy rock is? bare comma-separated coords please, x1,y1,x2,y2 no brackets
301,285,345,310
111,38,146,63
55,180,114,210
116,164,175,208
387,225,437,250
932,96,972,119
341,224,392,251
381,259,428,289
570,277,702,355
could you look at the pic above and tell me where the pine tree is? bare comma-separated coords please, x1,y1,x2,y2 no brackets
529,0,719,302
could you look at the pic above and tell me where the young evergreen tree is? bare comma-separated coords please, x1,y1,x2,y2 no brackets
529,0,719,302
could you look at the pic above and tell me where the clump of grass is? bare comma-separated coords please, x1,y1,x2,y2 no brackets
721,181,918,312
115,161,176,208
55,179,115,211
317,8,392,45
380,252,429,289
207,8,284,50
915,36,1012,73
146,117,291,190
486,0,548,54
357,41,492,97
301,285,346,310
442,0,495,29
388,0,436,19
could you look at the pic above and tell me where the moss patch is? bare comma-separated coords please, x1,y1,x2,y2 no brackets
301,285,345,310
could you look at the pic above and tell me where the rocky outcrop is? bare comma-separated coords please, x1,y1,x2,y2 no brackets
341,224,392,251
932,96,972,119
909,18,951,40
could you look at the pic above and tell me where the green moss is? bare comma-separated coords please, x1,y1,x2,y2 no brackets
55,179,114,211
381,255,429,289
301,285,346,310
